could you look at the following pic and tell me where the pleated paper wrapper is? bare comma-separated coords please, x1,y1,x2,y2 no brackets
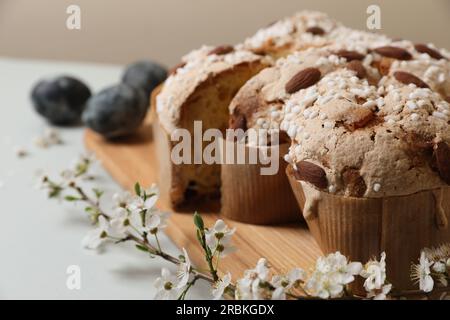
286,165,450,291
220,138,300,225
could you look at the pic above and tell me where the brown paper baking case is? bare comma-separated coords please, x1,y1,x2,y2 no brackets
286,164,450,291
220,138,301,225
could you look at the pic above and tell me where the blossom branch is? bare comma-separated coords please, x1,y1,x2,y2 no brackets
40,153,450,300
41,160,222,299
68,180,219,288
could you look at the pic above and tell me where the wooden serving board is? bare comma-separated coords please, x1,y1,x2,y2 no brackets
84,117,322,278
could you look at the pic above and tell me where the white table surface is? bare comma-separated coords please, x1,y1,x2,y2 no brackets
0,57,209,299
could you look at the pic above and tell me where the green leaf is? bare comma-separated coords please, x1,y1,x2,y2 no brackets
196,229,204,246
134,182,141,196
48,186,62,198
90,213,100,224
92,188,104,199
48,190,59,198
75,163,88,177
85,206,94,213
135,244,149,252
64,195,80,202
193,212,204,230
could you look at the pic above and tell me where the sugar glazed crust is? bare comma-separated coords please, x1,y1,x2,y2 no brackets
230,37,450,198
156,45,268,133
242,10,340,57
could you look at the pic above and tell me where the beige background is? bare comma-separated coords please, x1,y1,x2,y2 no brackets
1,0,449,67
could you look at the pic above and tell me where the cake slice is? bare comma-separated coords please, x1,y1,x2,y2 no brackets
155,46,269,207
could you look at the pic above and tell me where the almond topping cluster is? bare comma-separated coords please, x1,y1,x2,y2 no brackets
280,44,449,195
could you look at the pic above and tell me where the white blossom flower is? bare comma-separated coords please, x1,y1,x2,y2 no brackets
35,172,65,199
177,248,191,288
112,191,133,209
82,216,110,249
254,258,270,280
251,277,265,300
432,261,446,273
317,252,362,284
360,252,387,292
109,205,169,238
271,268,306,300
430,261,448,286
142,212,170,235
60,168,79,185
154,268,180,300
212,272,232,300
412,252,434,293
235,258,270,300
235,277,253,300
72,152,96,174
271,268,305,290
33,136,50,148
305,272,344,299
14,146,28,158
60,153,96,185
334,253,362,284
44,128,62,145
109,207,133,237
305,252,362,299
34,171,48,189
271,287,286,300
129,195,158,213
125,185,168,236
34,128,63,148
367,283,392,300
205,219,236,257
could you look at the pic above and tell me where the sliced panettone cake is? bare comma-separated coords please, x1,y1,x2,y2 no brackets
155,46,269,207
154,11,345,209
